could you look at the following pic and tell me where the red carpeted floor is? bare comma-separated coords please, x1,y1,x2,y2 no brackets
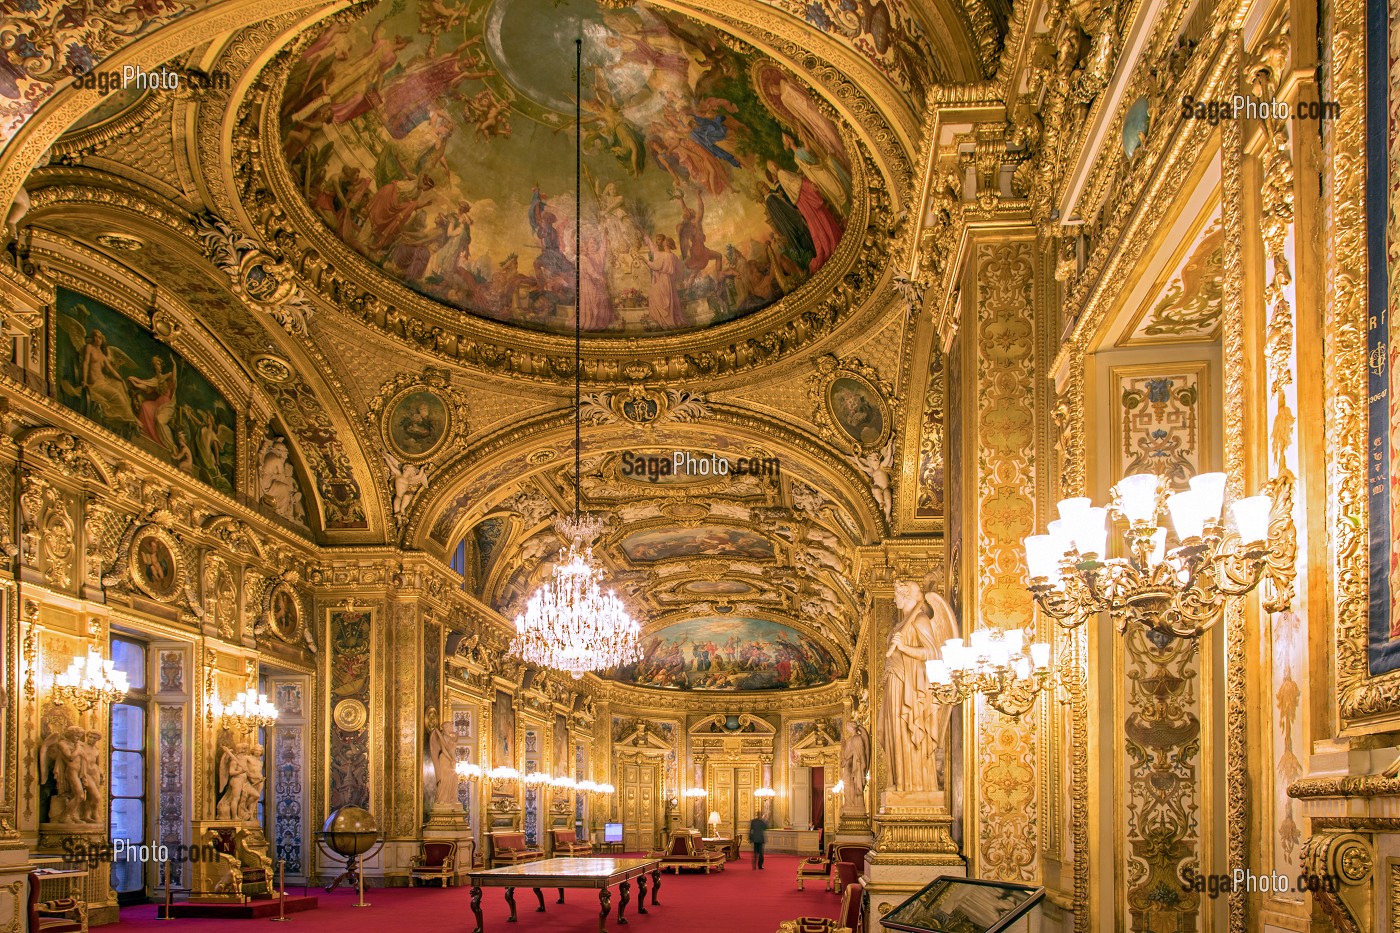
114,853,842,933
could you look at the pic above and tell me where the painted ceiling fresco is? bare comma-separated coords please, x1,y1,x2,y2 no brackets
613,617,839,690
619,525,776,562
279,0,853,336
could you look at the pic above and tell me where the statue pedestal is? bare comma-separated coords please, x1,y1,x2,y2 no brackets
35,822,118,924
863,808,964,933
834,801,874,844
0,827,32,929
421,805,473,886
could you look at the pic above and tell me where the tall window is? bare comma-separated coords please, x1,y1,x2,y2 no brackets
450,539,469,591
109,636,148,903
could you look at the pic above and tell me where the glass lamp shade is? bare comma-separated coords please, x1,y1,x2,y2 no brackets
1189,472,1228,522
1024,535,1064,583
1029,642,1051,669
925,658,951,684
684,787,708,798
1116,473,1161,525
1057,497,1092,525
1231,495,1273,544
1004,628,1025,653
1070,507,1109,556
1168,489,1209,540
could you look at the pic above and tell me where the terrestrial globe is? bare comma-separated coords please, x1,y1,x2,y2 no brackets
321,806,378,859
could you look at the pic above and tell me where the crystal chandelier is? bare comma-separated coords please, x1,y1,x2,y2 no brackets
213,689,278,732
1022,471,1288,638
53,649,129,711
511,517,642,678
508,36,642,678
924,628,1056,718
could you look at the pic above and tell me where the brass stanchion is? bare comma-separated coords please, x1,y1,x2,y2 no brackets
353,856,370,908
158,858,175,920
270,860,289,922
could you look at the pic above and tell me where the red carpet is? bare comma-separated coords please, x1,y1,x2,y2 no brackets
114,854,842,933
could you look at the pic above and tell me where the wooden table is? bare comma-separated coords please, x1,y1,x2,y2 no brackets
701,837,736,861
468,857,661,933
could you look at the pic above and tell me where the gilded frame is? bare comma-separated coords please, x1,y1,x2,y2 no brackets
128,524,185,602
379,385,454,464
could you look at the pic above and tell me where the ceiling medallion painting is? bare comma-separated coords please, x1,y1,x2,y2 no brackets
619,525,776,562
614,616,839,690
278,0,854,337
129,525,185,602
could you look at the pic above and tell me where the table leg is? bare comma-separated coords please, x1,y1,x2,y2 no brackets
533,888,545,912
650,868,661,905
635,874,648,915
470,886,483,933
598,888,611,933
557,888,565,904
505,887,517,923
617,878,630,925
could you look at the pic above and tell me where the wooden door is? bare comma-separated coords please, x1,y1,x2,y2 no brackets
709,765,757,839
735,766,755,833
621,760,658,851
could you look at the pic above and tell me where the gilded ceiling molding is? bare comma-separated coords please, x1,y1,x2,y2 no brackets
22,184,390,539
198,7,918,389
410,396,887,543
1050,25,1235,352
0,0,337,211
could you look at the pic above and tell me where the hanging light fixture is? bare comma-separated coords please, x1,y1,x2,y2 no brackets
923,627,1057,718
52,649,129,711
509,37,642,679
1022,471,1291,638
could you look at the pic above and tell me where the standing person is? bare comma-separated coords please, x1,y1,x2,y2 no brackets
748,811,768,870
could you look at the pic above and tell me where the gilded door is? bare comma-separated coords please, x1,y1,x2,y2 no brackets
708,764,757,839
620,760,659,851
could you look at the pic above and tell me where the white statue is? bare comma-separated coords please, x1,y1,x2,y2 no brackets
855,440,894,520
879,581,958,795
840,720,869,811
385,454,430,523
76,731,105,823
237,745,266,820
800,543,845,574
216,741,251,820
256,435,306,524
39,727,90,824
425,708,461,808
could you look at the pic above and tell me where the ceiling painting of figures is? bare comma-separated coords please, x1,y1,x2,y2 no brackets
619,525,775,562
614,617,839,690
279,0,854,336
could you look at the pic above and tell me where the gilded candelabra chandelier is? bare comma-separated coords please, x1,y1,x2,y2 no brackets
52,649,129,711
509,37,642,678
1022,472,1288,638
924,628,1056,718
213,689,278,732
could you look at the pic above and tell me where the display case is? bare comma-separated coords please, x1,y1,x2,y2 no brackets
878,875,1044,933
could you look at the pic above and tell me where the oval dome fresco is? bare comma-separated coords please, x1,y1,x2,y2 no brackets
279,0,854,336
613,617,840,691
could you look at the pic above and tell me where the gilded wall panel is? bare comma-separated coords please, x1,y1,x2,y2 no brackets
391,603,420,838
1111,363,1207,931
972,240,1038,883
327,608,372,809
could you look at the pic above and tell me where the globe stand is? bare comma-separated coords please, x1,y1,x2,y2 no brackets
316,806,381,902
